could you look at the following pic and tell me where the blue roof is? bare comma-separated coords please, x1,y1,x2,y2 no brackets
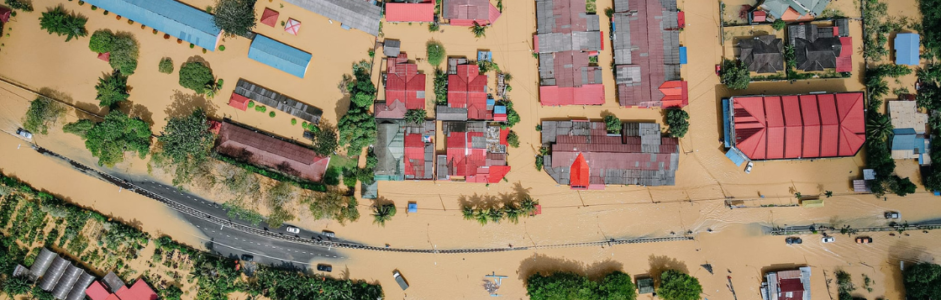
892,128,917,151
494,105,506,114
407,203,417,213
679,46,688,65
248,36,312,78
725,147,747,167
722,99,731,148
82,0,220,50
478,50,492,62
895,33,920,66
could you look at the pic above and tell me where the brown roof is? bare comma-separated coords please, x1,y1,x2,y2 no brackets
216,122,329,181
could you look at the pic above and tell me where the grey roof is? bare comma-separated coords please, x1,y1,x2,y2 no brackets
13,265,29,278
447,57,469,74
66,273,95,300
612,12,634,65
738,35,785,73
788,24,842,71
39,257,69,291
761,0,831,19
361,181,378,199
835,19,849,37
283,0,381,36
436,154,449,180
535,0,554,34
375,120,405,180
29,248,57,280
384,40,401,57
436,105,468,121
235,79,323,124
52,266,83,300
103,272,125,293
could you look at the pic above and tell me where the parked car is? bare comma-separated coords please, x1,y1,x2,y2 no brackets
821,236,835,243
884,211,900,219
856,236,873,244
393,271,409,290
744,161,754,174
322,230,336,238
240,254,253,262
16,128,32,140
785,237,802,245
286,226,300,234
715,64,722,75
316,264,332,272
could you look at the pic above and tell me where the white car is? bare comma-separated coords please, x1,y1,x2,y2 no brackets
821,236,835,243
286,226,300,234
16,128,32,140
744,162,754,174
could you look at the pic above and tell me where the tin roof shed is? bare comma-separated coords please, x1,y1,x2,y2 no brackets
248,35,311,78
81,0,221,50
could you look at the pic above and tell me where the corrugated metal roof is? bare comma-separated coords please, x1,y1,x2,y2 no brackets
234,79,322,124
375,121,405,180
217,121,329,182
283,0,381,36
612,0,685,108
66,273,95,300
52,266,83,299
82,0,220,50
39,257,69,291
102,272,124,293
30,248,57,280
386,2,435,22
248,35,312,78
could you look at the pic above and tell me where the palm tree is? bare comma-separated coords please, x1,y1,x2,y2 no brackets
825,191,833,198
866,113,893,142
487,207,504,223
462,206,475,220
520,197,538,216
372,204,396,227
39,6,88,41
504,204,521,224
470,22,486,38
474,209,489,225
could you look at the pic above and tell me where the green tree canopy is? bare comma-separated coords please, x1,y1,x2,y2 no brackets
604,115,621,133
95,70,130,108
109,34,139,75
405,109,427,125
338,105,377,154
348,62,377,107
178,62,215,94
2,276,31,296
666,109,690,138
657,270,702,300
153,109,215,186
213,0,257,37
426,40,446,66
22,97,66,135
265,181,296,227
903,262,941,300
720,59,750,90
39,6,87,42
88,30,114,53
306,189,360,224
372,203,396,227
311,123,338,157
527,271,637,300
63,110,152,167
471,22,487,38
158,57,174,74
772,19,786,31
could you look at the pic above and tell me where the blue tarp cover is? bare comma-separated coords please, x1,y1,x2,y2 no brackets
895,33,920,66
679,46,687,65
725,147,747,167
407,203,417,213
248,35,312,78
478,51,492,62
82,0,220,50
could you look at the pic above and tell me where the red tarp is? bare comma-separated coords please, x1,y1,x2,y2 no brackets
677,11,686,28
569,153,590,188
228,93,249,111
386,2,435,22
260,8,279,27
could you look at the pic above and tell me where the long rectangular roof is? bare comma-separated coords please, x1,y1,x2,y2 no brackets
535,0,605,106
216,121,329,182
248,35,312,78
82,0,220,50
730,93,865,160
612,0,685,108
386,2,435,22
283,0,381,36
895,33,920,66
234,79,322,124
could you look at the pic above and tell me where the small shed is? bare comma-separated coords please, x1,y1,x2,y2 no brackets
384,39,401,58
863,169,876,180
407,202,417,213
679,46,687,64
228,93,250,111
752,10,766,23
853,180,871,193
478,50,492,62
284,18,301,35
494,105,507,122
637,277,654,294
260,8,279,27
895,33,920,66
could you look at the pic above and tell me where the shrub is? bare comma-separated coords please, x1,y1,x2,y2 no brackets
720,59,750,90
178,61,215,94
247,100,255,108
39,6,88,42
4,0,33,11
88,30,114,53
189,43,195,49
219,45,226,51
426,40,445,66
470,21,486,38
95,70,130,108
213,0,257,37
23,97,67,135
255,105,266,112
665,109,690,138
158,57,174,74
772,19,786,30
310,124,338,156
291,118,297,125
109,34,140,75
269,111,275,118
506,131,519,148
603,115,621,134
405,109,427,125
428,23,440,32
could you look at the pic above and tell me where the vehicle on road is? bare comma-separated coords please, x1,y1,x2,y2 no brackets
286,226,300,234
393,271,409,290
240,254,253,262
785,237,802,245
821,236,835,243
16,128,32,140
744,161,753,174
885,211,900,219
715,64,721,75
316,264,332,272
322,230,335,238
856,236,873,244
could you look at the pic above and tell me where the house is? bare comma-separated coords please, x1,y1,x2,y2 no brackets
247,35,312,78
80,0,221,50
443,0,501,26
215,121,330,182
760,267,811,300
759,0,830,22
541,121,680,188
535,0,605,106
86,274,158,300
889,101,930,164
438,121,510,183
282,0,382,36
895,33,920,66
787,21,852,72
738,35,785,73
384,39,401,57
233,79,323,124
611,0,687,108
724,93,865,160
448,60,491,120
376,53,426,119
386,0,435,23
373,119,436,181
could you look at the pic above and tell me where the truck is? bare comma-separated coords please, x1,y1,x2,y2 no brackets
393,271,409,290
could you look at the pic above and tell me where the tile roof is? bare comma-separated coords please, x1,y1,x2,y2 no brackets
443,0,501,26
261,8,280,27
386,1,435,22
248,35,312,78
86,281,111,300
385,53,427,112
216,121,329,182
611,0,686,108
115,280,157,300
788,22,852,72
228,93,249,111
536,0,605,106
81,0,221,50
448,63,491,120
283,0,382,36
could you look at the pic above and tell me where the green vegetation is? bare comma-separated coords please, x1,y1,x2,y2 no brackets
269,111,276,118
94,70,130,108
835,270,856,300
916,65,941,192
471,22,487,38
311,122,339,157
4,0,32,11
215,154,327,192
535,147,548,171
22,97,66,135
88,30,140,75
478,60,500,73
264,181,295,227
213,0,257,37
772,19,785,31
506,131,520,148
720,59,750,89
428,23,440,32
922,0,941,60
434,68,448,105
63,110,152,167
903,262,941,300
178,61,216,94
88,30,113,53
666,109,690,138
348,61,377,107
372,203,396,227
158,57,174,74
255,105,266,112
526,271,636,300
864,64,915,196
604,115,621,134
39,6,87,42
657,270,702,300
338,61,378,154
405,108,427,125
151,109,215,186
304,189,360,224
462,196,538,225
426,40,446,66
497,100,520,128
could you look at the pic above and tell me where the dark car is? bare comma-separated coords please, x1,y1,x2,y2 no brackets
785,237,803,245
240,254,254,262
316,264,332,272
856,236,873,244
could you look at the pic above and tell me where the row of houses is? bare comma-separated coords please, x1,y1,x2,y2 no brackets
11,248,157,300
739,19,852,74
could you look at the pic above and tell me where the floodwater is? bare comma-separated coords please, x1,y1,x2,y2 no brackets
0,0,938,299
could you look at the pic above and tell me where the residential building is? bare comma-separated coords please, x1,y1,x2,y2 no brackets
232,79,323,124
282,0,382,36
442,0,501,26
374,120,436,181
247,35,312,78
895,33,920,66
384,39,401,57
447,59,492,120
386,0,435,23
738,35,785,73
535,0,605,106
540,121,680,188
86,273,157,300
787,20,852,72
611,0,688,108
723,93,865,161
81,0,221,50
376,53,426,120
759,0,830,22
889,100,931,164
760,267,811,300
215,121,330,182
437,121,510,183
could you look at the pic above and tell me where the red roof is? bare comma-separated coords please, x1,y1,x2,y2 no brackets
444,126,509,182
217,122,329,181
677,11,686,28
836,37,853,72
540,85,605,106
778,278,805,300
732,93,865,160
0,7,10,23
98,52,110,61
499,127,508,146
385,53,426,112
228,93,249,111
386,2,435,22
86,282,111,300
115,280,157,300
403,134,425,178
446,0,500,26
448,64,490,120
753,10,766,22
260,8,279,27
570,153,590,188
659,81,688,108
616,0,686,108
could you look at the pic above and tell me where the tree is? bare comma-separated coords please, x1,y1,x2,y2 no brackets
507,131,520,148
903,262,941,300
2,276,31,296
502,100,521,127
427,40,446,66
527,271,637,300
311,123,339,157
720,59,750,90
604,115,621,134
22,97,66,135
109,34,140,75
178,62,215,94
471,22,487,38
348,62,377,107
158,57,174,74
264,181,295,227
462,206,474,220
338,102,377,154
153,109,215,186
657,270,702,300
772,19,786,31
63,110,152,167
666,109,690,138
307,189,360,224
372,203,396,227
405,109,427,125
213,0,257,37
88,30,114,53
95,70,130,108
891,175,917,197
39,6,87,42
866,112,893,142
434,68,448,105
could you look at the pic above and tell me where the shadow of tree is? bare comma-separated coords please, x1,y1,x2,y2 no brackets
122,102,153,126
334,95,351,121
648,254,689,282
38,87,106,120
165,90,217,119
517,253,625,282
185,55,210,68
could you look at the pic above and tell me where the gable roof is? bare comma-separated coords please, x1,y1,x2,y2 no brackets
761,0,831,19
86,282,111,300
385,53,427,112
216,121,329,182
611,0,685,108
283,0,381,36
788,23,851,72
248,35,312,78
536,0,606,106
386,1,435,22
261,8,280,27
228,93,250,111
448,64,491,120
444,0,501,26
440,121,509,182
895,33,920,66
739,35,785,73
81,0,221,50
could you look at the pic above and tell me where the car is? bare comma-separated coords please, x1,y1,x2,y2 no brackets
821,236,835,243
286,226,300,234
744,161,754,174
856,236,873,244
393,271,409,290
316,264,332,272
715,64,722,75
322,230,335,238
884,211,900,219
16,128,32,140
240,254,253,262
785,237,802,245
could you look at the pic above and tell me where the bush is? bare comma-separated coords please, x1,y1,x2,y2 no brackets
39,6,88,42
470,21,486,38
269,111,275,118
255,105,266,112
772,19,786,30
426,40,445,66
219,45,226,51
4,0,32,11
158,57,174,74
311,124,339,156
434,68,448,105
291,118,297,125
429,23,440,32
247,100,255,109
178,61,215,94
720,59,750,89
94,70,130,108
405,109,427,125
603,115,621,134
213,0,257,37
23,97,67,135
109,34,140,75
507,131,519,148
665,109,690,138
88,30,114,53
